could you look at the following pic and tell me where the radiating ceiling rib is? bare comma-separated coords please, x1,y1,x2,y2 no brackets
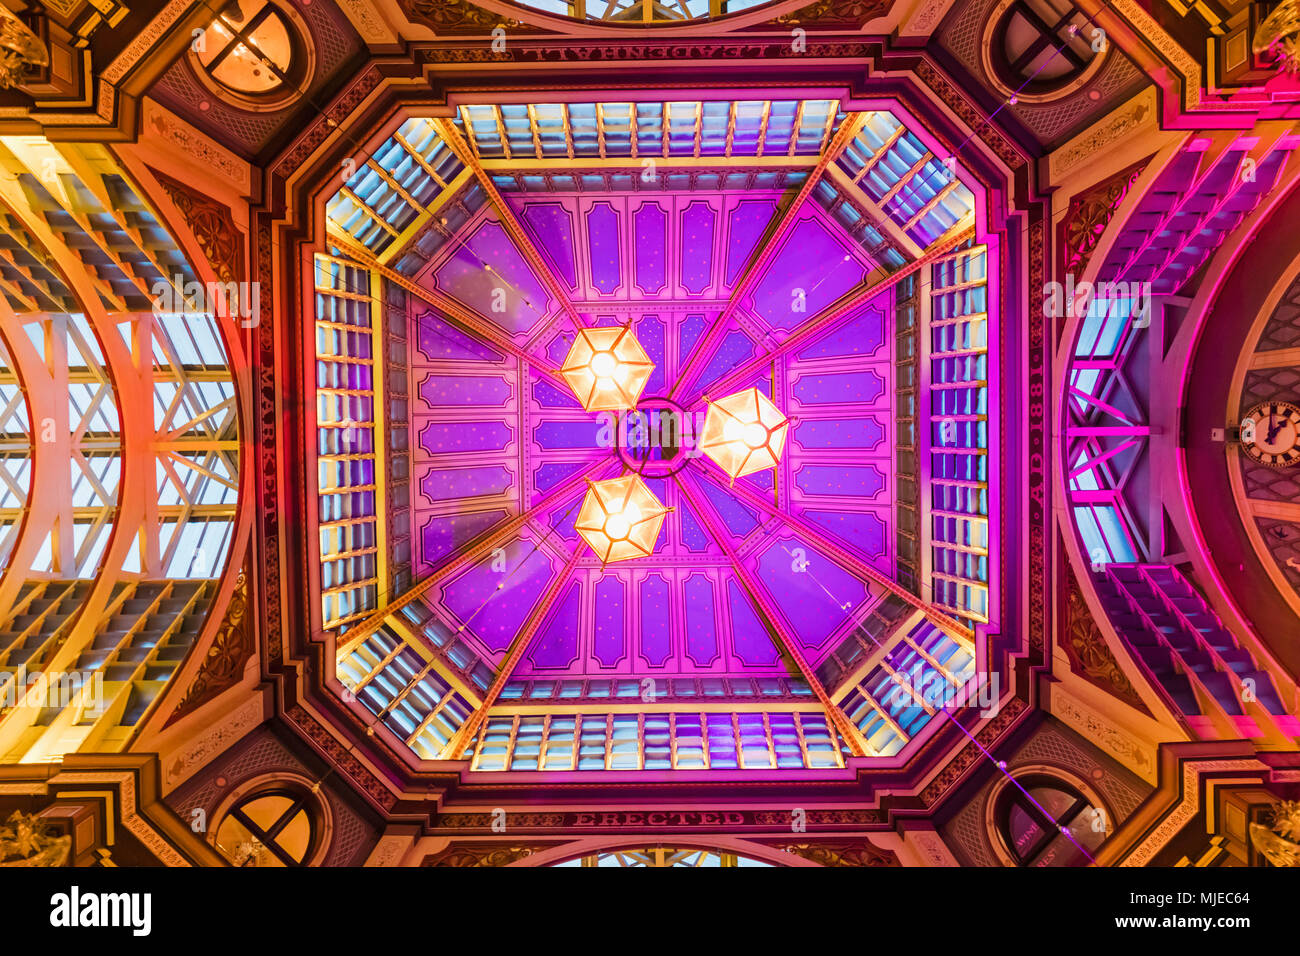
823,164,924,261
334,456,613,654
851,123,905,184
324,227,570,389
434,116,588,334
668,111,866,402
902,179,962,233
696,226,976,405
674,472,872,758
443,541,589,759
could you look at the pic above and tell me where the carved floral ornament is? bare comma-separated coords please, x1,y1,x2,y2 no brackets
1250,800,1300,866
0,4,47,89
1255,0,1300,75
0,811,71,867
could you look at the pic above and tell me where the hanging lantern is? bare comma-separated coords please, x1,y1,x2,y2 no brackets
700,387,790,481
575,474,670,564
561,325,654,412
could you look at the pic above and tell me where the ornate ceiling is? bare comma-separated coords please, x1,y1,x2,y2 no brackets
0,0,1297,876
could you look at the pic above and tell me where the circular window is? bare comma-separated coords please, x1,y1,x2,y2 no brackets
211,776,328,867
189,0,315,111
982,0,1106,103
988,769,1109,866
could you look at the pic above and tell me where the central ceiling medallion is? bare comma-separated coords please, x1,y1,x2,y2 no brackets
562,325,654,412
576,474,671,564
701,387,790,481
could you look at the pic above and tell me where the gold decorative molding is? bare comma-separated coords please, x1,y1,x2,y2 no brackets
1050,87,1158,181
1111,0,1202,111
1052,686,1157,780
1120,758,1267,866
336,0,399,46
162,693,265,789
901,0,953,33
140,97,251,194
49,770,191,867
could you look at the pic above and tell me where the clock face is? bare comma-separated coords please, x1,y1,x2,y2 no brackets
1240,401,1300,468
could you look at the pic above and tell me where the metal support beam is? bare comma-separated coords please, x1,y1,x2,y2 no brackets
434,118,588,333
696,228,977,405
334,455,614,655
443,542,588,759
667,112,866,402
675,472,871,758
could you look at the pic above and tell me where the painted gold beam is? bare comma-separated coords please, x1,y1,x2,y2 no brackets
433,117,587,332
443,541,589,759
674,472,873,758
667,112,867,402
333,456,613,657
824,162,924,260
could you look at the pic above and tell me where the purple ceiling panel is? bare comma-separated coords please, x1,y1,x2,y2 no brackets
727,580,781,666
420,465,513,503
429,218,552,336
531,375,582,409
725,199,779,287
754,537,870,650
528,580,583,669
418,510,507,574
441,538,557,653
745,209,869,333
517,201,579,290
418,420,513,454
416,310,504,363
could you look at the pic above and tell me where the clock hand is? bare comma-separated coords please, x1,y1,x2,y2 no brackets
1266,410,1282,445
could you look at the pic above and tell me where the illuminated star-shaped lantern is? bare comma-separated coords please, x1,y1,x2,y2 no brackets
700,387,790,481
561,325,654,412
575,474,670,564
